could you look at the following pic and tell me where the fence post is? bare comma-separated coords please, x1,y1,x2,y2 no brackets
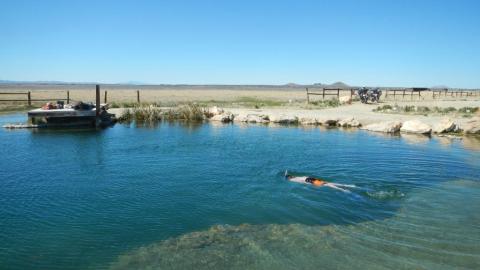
27,91,31,106
305,88,309,104
137,90,140,103
104,90,108,103
322,88,325,100
96,85,100,117
337,89,340,99
67,91,70,104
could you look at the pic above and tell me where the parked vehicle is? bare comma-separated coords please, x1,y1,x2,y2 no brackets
357,87,382,103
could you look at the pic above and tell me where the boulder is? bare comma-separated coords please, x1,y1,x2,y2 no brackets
433,118,457,133
208,106,224,116
300,117,318,125
339,95,352,104
233,115,248,122
361,121,402,133
269,114,298,124
317,118,338,126
400,120,432,134
210,113,234,123
337,117,361,127
463,117,480,134
246,114,269,123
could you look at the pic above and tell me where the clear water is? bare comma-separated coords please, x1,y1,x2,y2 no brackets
0,113,479,270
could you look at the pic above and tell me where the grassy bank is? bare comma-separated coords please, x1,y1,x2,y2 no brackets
117,104,208,123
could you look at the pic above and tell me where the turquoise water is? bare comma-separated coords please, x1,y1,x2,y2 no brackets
0,113,479,269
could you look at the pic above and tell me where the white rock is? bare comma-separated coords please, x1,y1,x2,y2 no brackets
337,117,361,127
269,114,298,124
242,114,269,123
361,121,402,133
433,118,457,133
317,118,338,126
210,113,234,122
208,106,224,116
234,115,248,122
400,120,432,134
462,117,480,134
339,95,352,104
300,117,318,125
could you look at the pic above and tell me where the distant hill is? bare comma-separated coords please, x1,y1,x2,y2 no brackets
329,81,350,88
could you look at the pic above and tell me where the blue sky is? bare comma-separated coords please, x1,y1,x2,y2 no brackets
1,0,479,87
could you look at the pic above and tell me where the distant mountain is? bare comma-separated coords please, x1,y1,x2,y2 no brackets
284,83,302,87
329,81,350,88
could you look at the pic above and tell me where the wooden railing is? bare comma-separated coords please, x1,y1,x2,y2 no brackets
0,91,70,105
305,88,354,103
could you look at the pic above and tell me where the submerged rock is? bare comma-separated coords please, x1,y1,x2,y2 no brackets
400,120,432,134
110,180,480,270
361,121,402,133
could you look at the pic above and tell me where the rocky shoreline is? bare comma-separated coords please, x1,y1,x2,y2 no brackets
207,106,480,136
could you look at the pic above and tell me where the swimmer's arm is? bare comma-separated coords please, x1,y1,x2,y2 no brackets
324,183,351,193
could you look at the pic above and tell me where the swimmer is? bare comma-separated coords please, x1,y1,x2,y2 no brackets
285,170,356,193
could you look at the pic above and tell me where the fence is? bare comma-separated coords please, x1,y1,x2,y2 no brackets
305,88,354,103
0,91,70,105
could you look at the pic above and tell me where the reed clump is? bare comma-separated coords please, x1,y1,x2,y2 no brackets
117,103,208,123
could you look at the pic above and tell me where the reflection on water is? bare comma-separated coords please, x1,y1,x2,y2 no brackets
400,133,430,145
111,180,480,270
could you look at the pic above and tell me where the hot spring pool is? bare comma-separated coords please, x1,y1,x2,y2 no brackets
0,113,479,269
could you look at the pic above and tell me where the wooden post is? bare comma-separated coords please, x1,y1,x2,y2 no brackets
96,85,100,117
67,91,70,104
410,91,413,100
322,88,325,100
306,88,309,104
104,90,108,103
403,90,406,99
137,90,140,103
27,91,31,106
337,88,340,99
418,91,421,99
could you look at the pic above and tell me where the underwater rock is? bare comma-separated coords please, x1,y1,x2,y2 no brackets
361,121,402,133
400,120,432,134
110,180,480,270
